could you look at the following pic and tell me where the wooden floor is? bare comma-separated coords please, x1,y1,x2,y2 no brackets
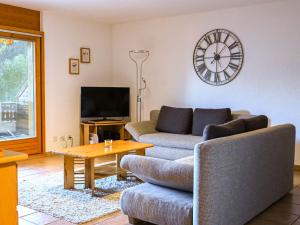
17,154,300,225
18,154,130,225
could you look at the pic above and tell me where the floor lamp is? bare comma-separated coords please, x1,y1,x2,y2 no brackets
129,50,150,122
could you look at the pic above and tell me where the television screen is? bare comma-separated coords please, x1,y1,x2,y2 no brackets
81,87,130,118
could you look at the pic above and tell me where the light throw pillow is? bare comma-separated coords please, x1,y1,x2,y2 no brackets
156,106,193,134
120,155,193,192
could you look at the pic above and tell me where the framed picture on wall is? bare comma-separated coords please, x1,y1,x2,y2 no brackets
80,47,91,63
69,58,80,75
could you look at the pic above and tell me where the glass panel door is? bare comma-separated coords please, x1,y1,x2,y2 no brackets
0,31,42,155
0,37,36,141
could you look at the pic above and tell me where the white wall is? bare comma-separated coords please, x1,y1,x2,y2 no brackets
42,12,112,150
112,0,300,164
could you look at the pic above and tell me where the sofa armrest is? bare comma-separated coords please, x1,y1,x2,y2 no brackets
125,120,158,141
193,124,295,225
121,155,193,192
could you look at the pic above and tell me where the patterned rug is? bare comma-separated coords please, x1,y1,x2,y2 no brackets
18,172,140,224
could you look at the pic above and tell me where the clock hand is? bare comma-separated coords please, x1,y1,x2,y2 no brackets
205,55,233,59
204,56,215,59
219,55,232,58
218,45,227,55
211,50,217,64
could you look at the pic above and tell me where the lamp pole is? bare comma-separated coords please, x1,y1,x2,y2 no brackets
129,50,150,122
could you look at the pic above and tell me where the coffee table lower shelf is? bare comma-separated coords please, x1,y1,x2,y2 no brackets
63,149,146,195
51,140,153,196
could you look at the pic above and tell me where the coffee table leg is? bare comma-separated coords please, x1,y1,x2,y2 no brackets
116,152,127,180
64,156,74,189
136,148,146,156
85,158,95,194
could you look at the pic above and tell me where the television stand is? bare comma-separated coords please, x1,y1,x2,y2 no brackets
80,120,131,145
87,118,122,123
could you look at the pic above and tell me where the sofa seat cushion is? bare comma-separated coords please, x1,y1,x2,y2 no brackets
175,156,194,165
121,155,193,192
121,183,193,225
146,146,194,160
139,132,203,149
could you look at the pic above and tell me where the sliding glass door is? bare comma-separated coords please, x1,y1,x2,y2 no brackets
0,32,42,154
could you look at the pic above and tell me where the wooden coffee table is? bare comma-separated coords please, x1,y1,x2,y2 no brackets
51,140,153,194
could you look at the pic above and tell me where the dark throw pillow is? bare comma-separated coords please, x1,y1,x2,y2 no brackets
156,106,193,134
203,119,246,141
192,108,232,136
243,115,268,132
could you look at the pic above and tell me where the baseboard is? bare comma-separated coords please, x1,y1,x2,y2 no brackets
295,165,300,171
44,152,53,156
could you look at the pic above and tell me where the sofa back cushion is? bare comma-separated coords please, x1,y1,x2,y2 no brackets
203,115,269,141
192,108,232,136
156,106,193,134
203,119,246,141
244,115,268,131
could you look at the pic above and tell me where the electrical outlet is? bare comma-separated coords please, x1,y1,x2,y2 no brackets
59,136,65,141
67,135,74,147
59,136,67,148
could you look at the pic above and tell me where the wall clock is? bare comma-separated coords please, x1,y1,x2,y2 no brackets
193,29,244,86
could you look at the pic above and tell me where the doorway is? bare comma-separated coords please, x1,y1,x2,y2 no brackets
0,32,43,154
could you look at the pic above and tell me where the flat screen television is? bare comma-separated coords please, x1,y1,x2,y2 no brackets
81,87,130,119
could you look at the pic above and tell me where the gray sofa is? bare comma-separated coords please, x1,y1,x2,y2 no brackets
125,110,250,160
121,124,295,225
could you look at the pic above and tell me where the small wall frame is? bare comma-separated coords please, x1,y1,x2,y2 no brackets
69,58,80,75
80,47,91,63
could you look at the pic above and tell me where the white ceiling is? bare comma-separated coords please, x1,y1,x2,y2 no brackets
2,0,279,24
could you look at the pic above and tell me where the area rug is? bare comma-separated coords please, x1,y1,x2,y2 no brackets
18,172,140,224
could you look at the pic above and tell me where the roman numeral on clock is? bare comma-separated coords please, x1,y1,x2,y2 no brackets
214,72,220,83
204,70,212,81
197,63,207,75
224,70,231,80
229,42,238,51
214,31,221,43
228,62,239,71
231,52,242,60
223,34,229,44
196,46,206,52
195,54,204,62
204,35,212,45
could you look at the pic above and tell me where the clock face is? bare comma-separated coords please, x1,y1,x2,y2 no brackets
193,29,244,86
